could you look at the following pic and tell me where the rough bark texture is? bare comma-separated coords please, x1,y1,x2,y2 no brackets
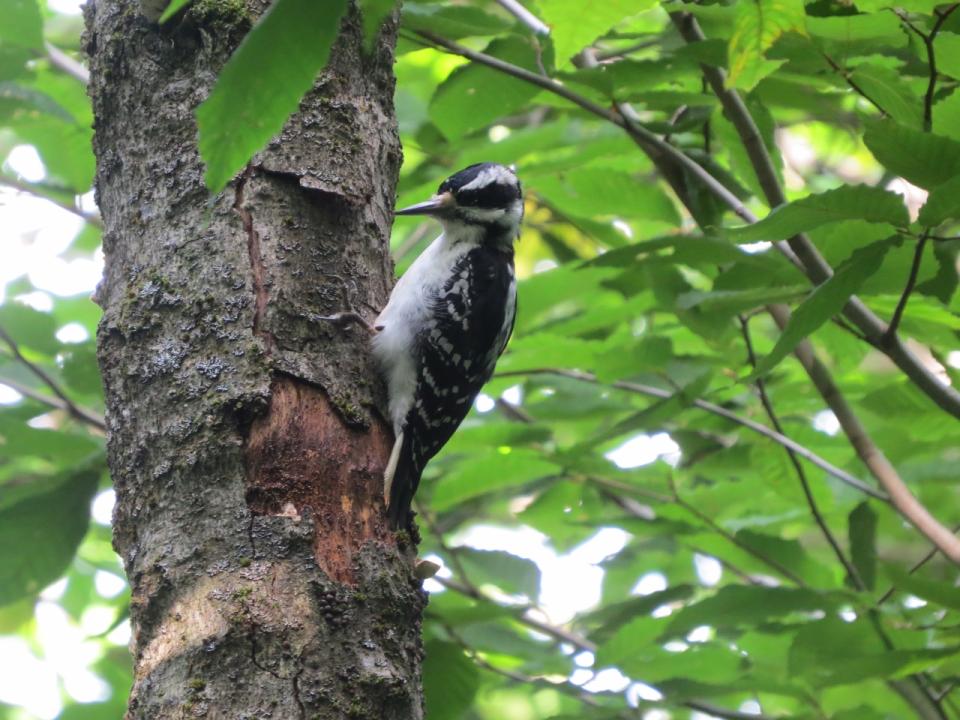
85,1,424,717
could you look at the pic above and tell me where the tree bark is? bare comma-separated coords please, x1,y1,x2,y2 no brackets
85,2,423,717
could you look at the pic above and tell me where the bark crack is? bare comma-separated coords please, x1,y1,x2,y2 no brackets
292,667,307,720
234,166,272,348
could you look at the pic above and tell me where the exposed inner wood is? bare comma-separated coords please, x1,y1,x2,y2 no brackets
245,377,395,584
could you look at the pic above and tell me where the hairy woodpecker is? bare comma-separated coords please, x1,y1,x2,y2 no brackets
373,163,523,528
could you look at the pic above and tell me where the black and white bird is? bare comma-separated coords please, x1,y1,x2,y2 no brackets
373,163,524,528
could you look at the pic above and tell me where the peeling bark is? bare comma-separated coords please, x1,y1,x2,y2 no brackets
86,1,423,717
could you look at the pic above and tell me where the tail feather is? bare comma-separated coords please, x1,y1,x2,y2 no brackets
385,431,421,529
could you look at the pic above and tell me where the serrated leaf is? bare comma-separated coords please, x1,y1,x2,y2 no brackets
863,119,960,190
847,65,922,129
806,12,904,42
0,469,98,605
539,0,655,67
752,239,893,376
728,186,909,243
423,640,479,720
666,585,838,636
728,0,807,90
400,4,513,40
532,168,679,224
429,36,548,140
848,502,876,591
196,0,350,192
431,449,559,510
918,174,960,226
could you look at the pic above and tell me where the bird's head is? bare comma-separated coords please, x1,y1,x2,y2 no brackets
396,163,523,244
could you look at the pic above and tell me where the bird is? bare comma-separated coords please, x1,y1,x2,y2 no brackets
373,162,524,529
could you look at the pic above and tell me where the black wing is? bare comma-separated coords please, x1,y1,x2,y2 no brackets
388,246,516,527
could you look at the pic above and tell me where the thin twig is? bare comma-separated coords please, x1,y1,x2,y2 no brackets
877,523,960,605
886,232,929,341
671,11,960,423
435,576,597,653
765,303,960,566
45,42,90,85
0,376,105,432
894,4,960,130
494,0,550,35
0,327,107,432
1,175,102,228
496,367,885,499
821,52,890,117
408,30,757,225
739,316,865,590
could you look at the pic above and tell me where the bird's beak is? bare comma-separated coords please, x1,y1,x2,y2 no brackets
395,191,454,216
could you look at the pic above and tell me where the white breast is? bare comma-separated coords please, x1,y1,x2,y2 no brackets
372,233,474,431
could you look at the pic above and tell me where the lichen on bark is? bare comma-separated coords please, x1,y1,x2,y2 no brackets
86,0,423,716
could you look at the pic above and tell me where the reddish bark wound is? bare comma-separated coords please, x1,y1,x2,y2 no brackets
245,377,395,584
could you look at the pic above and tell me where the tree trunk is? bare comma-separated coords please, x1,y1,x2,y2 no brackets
85,2,423,717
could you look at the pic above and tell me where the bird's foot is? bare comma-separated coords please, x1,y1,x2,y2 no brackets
313,311,380,335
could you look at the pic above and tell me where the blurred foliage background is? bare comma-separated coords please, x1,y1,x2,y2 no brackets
2,0,960,718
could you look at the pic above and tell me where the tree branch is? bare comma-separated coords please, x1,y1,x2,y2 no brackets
494,0,550,35
45,41,90,85
670,11,960,423
894,4,960,130
496,367,886,499
1,174,103,228
0,328,106,432
821,52,890,117
886,232,929,340
765,304,960,565
739,316,865,590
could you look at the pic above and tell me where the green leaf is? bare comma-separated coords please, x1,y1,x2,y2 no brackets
359,0,397,50
1,0,43,52
159,0,193,22
0,82,75,123
0,303,59,356
429,36,548,140
789,617,960,686
532,168,679,224
933,90,960,141
666,586,839,636
847,65,922,129
423,640,479,720
596,615,668,668
848,502,876,591
727,186,909,243
454,548,540,598
400,4,512,40
806,12,904,43
196,0,350,192
539,0,655,67
431,449,559,511
0,469,98,605
728,0,807,90
751,239,893,376
935,32,960,80
863,119,960,190
883,564,960,610
918,174,960,226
